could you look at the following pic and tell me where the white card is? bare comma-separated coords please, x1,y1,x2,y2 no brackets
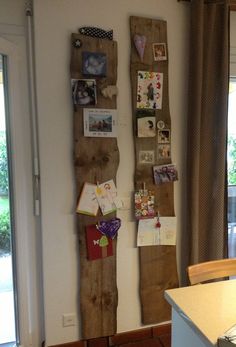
76,183,99,216
137,216,177,247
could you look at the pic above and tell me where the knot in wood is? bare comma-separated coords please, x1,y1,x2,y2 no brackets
102,155,109,163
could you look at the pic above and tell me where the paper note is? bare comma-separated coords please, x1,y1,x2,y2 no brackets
137,216,177,247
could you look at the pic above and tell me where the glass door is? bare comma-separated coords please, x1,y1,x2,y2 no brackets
228,78,236,258
0,54,17,347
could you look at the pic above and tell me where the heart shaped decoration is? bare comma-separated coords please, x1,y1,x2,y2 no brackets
97,218,121,239
133,34,147,62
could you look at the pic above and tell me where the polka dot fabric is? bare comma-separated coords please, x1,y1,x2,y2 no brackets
79,27,113,40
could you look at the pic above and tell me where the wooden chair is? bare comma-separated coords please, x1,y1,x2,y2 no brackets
187,258,236,285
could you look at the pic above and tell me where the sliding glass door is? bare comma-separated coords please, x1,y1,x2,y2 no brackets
0,55,18,346
228,78,236,258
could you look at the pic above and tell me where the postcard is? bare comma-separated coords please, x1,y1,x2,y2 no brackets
71,79,97,106
137,216,177,247
84,108,117,138
76,183,99,216
82,51,107,77
153,164,178,185
137,70,163,109
134,189,155,219
95,179,122,215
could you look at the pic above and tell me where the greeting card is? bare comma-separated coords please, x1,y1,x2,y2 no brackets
134,189,155,219
86,224,113,260
137,216,177,247
95,179,121,215
76,183,99,216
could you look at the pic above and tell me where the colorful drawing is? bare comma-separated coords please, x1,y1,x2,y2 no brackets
137,71,163,109
134,189,155,219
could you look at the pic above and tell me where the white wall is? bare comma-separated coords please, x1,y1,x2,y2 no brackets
33,1,189,345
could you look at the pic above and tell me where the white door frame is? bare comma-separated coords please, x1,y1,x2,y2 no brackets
0,35,43,347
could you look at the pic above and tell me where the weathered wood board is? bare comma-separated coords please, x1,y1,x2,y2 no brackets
71,33,119,339
130,16,179,324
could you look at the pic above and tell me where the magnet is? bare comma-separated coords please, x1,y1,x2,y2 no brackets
97,217,121,239
73,39,82,48
157,120,165,130
101,85,118,99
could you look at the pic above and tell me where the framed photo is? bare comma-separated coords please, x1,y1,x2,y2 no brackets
157,129,170,143
153,164,178,185
157,144,171,159
82,51,107,77
152,43,167,61
71,79,97,106
83,108,117,137
138,150,155,164
137,70,163,109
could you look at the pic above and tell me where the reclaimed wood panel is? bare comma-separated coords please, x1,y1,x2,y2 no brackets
130,16,179,324
71,33,119,339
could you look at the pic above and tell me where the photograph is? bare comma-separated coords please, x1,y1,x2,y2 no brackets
82,51,107,77
157,129,170,143
71,79,97,106
153,43,167,61
83,108,117,137
157,144,171,159
137,70,163,109
153,164,178,185
136,110,156,137
138,150,155,164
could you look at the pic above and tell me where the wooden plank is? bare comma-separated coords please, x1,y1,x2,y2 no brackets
130,16,179,324
71,33,119,339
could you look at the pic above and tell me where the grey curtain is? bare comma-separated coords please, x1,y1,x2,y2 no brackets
181,0,229,284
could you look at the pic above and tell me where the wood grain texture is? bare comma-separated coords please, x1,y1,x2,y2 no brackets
71,33,119,339
187,258,236,285
130,16,179,324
